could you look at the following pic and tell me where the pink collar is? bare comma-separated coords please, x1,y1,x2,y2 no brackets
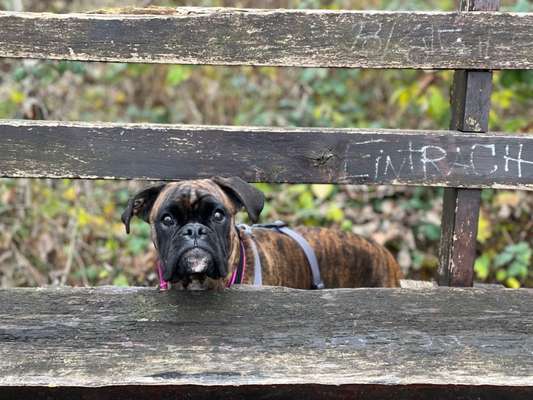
226,240,246,288
156,260,169,290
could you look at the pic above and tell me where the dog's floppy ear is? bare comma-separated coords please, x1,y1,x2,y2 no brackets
121,184,166,234
212,176,264,223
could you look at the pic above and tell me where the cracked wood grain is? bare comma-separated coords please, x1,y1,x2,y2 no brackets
0,9,532,69
438,0,499,287
1,120,532,189
0,286,532,399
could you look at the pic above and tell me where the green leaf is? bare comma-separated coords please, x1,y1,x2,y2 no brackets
411,250,425,270
166,66,192,86
474,253,491,280
300,68,328,83
341,220,353,232
253,183,273,195
493,250,514,268
507,260,526,278
418,223,441,241
113,273,129,287
85,266,99,282
495,269,507,282
298,191,314,209
98,269,109,279
326,205,344,223
517,249,532,265
105,239,119,252
287,184,308,196
505,277,521,289
13,67,27,81
311,184,335,201
427,86,449,123
127,236,149,255
510,242,529,254
476,213,491,243
390,87,411,110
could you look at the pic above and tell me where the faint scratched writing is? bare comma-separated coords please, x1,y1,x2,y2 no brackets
347,18,504,61
341,141,533,182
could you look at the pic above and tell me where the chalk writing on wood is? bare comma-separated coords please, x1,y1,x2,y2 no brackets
342,141,533,183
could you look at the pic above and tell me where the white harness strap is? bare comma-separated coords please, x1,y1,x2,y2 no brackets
238,224,263,286
237,221,325,289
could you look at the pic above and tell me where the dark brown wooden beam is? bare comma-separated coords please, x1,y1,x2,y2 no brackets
3,384,533,400
0,286,532,395
0,120,532,188
0,9,531,69
438,0,498,287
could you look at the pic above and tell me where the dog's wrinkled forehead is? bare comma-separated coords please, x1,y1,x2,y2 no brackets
149,180,235,222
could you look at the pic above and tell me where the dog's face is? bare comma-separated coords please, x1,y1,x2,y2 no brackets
121,177,264,289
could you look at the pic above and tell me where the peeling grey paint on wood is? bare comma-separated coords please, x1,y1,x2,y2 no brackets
0,286,533,389
0,120,532,189
0,9,532,69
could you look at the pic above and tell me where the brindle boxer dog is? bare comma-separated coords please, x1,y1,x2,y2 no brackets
121,177,401,290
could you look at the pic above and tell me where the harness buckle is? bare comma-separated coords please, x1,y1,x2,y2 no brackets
251,220,287,229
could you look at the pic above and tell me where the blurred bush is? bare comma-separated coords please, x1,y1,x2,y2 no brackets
0,0,531,288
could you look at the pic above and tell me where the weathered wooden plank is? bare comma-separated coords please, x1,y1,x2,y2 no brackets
439,70,491,285
0,286,532,397
1,120,532,189
439,188,482,286
438,0,497,287
0,9,532,69
450,70,493,133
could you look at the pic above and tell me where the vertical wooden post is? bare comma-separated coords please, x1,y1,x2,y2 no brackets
438,0,499,287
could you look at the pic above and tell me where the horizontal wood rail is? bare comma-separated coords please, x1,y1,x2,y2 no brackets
0,9,532,69
1,120,532,189
1,286,532,399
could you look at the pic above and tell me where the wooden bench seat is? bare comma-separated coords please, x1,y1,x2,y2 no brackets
1,286,532,399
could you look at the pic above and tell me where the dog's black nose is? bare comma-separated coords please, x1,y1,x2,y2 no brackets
181,223,208,239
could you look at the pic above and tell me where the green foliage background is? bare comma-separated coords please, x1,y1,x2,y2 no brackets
0,0,531,288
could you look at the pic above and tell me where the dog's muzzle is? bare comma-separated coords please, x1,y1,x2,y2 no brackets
179,247,213,275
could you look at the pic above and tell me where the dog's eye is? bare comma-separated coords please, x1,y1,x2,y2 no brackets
161,214,175,226
213,210,225,222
